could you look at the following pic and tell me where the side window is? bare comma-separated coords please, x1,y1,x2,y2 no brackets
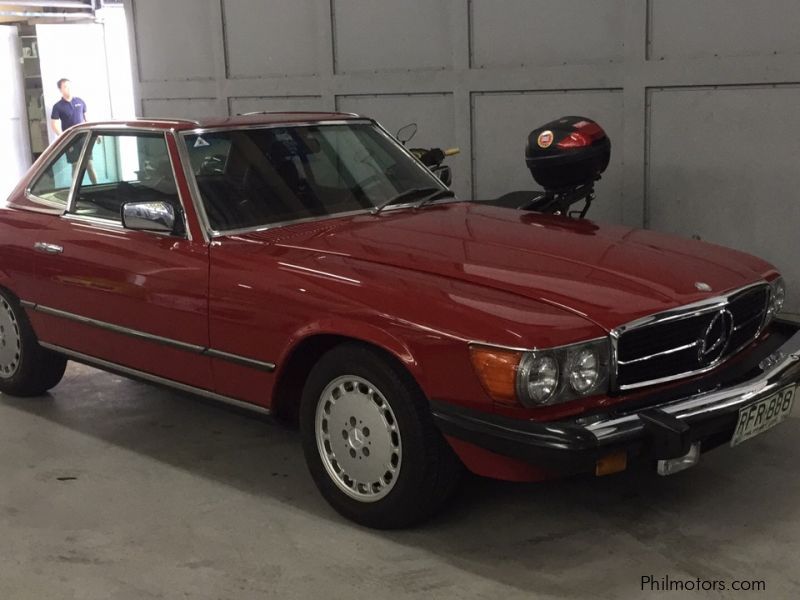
71,132,183,233
29,133,88,206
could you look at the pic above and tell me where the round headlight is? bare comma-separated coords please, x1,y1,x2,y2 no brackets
771,278,786,315
567,348,600,394
519,354,559,404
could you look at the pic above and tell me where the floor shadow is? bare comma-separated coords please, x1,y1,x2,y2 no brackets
3,363,799,597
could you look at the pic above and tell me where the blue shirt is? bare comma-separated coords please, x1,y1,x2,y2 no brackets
51,97,87,131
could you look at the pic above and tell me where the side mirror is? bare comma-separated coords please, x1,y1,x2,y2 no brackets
121,201,176,233
396,123,418,145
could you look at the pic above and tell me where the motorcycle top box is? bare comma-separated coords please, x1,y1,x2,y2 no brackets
525,116,611,190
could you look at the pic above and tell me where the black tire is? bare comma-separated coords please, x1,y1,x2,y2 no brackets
0,290,67,397
300,342,463,529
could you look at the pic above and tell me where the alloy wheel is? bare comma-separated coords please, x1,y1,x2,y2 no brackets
315,375,402,502
0,298,21,379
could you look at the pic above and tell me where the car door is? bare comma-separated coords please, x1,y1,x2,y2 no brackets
24,127,212,390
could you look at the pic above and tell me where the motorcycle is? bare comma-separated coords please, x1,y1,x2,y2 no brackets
396,123,460,187
396,115,610,219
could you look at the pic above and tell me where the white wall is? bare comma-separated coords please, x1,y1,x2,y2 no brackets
0,25,31,202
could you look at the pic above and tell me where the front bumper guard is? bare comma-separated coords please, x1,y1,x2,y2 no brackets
432,320,800,472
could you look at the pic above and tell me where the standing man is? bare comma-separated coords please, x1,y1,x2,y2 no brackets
50,78,97,184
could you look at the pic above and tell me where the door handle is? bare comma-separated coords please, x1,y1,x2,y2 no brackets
34,242,63,255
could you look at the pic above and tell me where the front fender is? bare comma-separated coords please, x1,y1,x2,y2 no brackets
279,316,421,379
277,313,493,414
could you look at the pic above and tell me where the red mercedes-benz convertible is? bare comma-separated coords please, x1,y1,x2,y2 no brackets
0,113,796,528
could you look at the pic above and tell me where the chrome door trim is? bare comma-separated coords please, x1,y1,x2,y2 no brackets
22,301,276,372
204,348,276,372
31,303,206,353
39,342,272,417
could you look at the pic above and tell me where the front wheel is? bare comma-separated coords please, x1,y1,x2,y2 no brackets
300,343,462,529
0,290,67,397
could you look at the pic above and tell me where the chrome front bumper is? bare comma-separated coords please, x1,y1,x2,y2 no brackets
432,319,800,472
585,322,800,446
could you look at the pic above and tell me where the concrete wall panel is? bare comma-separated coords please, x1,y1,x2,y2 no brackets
332,0,454,73
142,98,218,120
649,0,800,60
471,0,625,69
223,0,320,78
648,86,800,309
132,0,216,82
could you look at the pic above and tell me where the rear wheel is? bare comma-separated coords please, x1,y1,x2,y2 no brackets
0,290,66,397
300,343,462,529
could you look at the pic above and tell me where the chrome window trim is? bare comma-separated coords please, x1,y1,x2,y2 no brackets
24,129,90,211
63,211,175,240
21,301,276,372
38,342,272,417
173,128,212,243
611,281,771,391
165,130,193,241
75,123,195,133
22,125,200,212
177,119,453,239
63,212,125,230
63,130,192,240
180,118,367,136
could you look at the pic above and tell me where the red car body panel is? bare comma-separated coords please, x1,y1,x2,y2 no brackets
0,116,782,482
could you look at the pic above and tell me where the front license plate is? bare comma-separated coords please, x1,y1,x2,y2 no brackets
730,385,796,447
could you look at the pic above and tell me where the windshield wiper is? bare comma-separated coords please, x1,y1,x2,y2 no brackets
371,187,442,214
414,188,456,209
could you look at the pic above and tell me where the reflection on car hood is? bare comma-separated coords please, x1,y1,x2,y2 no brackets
245,202,772,331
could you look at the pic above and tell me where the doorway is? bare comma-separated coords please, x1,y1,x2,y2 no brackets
0,3,134,200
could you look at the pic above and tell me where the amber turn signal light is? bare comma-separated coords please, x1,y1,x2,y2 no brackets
595,451,627,476
469,345,522,405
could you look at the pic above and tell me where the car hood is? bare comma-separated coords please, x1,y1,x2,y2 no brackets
248,202,772,331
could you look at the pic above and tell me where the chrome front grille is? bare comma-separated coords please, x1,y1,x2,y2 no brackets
615,284,770,390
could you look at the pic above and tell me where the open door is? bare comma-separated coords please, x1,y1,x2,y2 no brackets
35,23,113,145
0,25,31,201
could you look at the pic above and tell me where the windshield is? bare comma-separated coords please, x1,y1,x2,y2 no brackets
183,122,448,232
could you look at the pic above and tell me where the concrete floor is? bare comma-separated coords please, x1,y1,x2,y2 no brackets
1,363,799,600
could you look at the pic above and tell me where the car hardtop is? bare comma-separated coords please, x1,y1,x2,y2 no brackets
72,112,363,133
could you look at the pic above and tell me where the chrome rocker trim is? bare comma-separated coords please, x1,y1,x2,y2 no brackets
38,342,272,417
21,301,276,372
